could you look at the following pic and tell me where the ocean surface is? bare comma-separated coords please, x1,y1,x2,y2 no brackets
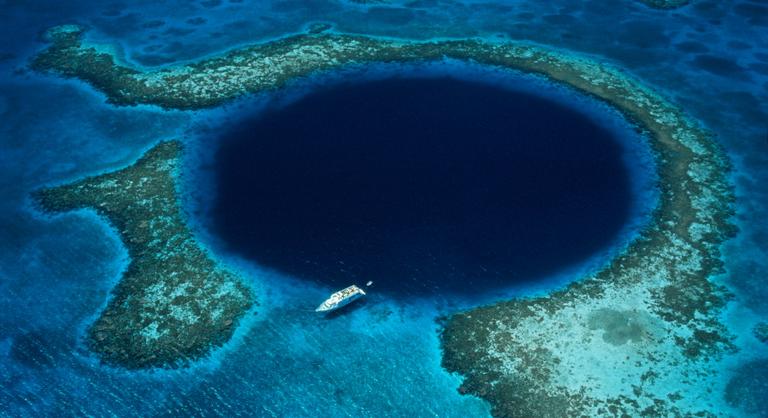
1,0,766,417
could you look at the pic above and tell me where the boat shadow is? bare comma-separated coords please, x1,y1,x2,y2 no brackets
322,299,367,320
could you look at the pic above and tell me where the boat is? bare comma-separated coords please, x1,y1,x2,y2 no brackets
315,284,366,312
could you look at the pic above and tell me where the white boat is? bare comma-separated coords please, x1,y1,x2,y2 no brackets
315,284,366,312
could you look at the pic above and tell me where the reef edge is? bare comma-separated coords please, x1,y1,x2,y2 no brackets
34,141,253,369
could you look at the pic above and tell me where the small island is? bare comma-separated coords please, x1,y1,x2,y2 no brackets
32,24,735,415
35,141,253,369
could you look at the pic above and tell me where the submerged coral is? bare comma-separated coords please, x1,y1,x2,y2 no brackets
35,141,253,369
32,23,736,415
724,359,768,416
755,322,768,343
638,0,690,9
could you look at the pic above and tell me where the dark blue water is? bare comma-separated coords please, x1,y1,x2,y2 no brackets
212,77,632,296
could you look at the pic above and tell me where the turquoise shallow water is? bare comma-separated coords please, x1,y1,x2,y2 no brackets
1,1,767,417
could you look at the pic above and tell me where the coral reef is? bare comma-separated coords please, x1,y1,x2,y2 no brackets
35,141,252,369
32,24,736,414
439,47,736,417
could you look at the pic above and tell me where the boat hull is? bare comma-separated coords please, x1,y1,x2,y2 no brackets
315,285,366,312
315,293,363,312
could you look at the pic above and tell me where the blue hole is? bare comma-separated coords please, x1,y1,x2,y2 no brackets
211,77,634,297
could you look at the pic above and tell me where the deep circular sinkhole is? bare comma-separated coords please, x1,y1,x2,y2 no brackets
211,77,635,297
